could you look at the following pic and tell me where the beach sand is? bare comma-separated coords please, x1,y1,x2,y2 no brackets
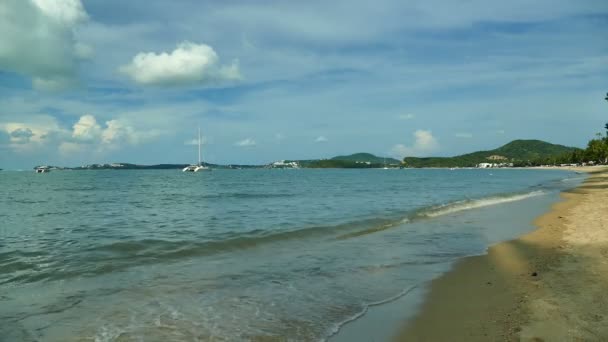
396,166,608,341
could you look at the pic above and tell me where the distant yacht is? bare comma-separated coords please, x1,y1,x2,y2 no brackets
35,166,51,173
183,127,211,172
383,158,389,170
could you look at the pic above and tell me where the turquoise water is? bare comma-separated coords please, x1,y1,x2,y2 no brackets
0,169,582,341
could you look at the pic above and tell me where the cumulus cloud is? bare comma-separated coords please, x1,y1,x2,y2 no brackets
63,116,147,153
0,0,90,90
391,129,439,158
10,128,35,144
101,120,140,146
119,41,242,86
72,115,102,142
455,132,473,138
315,136,328,143
234,138,256,147
32,0,88,24
0,114,149,155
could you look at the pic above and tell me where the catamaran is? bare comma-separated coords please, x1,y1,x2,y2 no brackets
183,127,211,172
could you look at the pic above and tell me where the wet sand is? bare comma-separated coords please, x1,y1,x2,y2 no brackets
396,166,608,341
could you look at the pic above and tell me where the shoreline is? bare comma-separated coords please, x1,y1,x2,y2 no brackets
396,166,608,341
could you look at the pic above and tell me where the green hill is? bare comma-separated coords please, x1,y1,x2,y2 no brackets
403,140,580,168
292,153,401,168
331,153,400,165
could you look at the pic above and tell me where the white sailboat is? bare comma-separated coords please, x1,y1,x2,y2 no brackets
183,127,211,172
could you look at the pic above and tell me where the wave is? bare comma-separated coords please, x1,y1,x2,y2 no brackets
4,190,548,285
86,218,393,260
335,190,545,240
322,285,418,342
85,191,546,268
165,192,296,200
418,190,545,218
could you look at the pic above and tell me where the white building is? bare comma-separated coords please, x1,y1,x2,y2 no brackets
271,160,300,168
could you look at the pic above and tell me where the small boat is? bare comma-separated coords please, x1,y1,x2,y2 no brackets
35,166,51,173
183,127,211,172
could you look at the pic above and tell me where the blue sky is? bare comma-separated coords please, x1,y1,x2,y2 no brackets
0,0,607,169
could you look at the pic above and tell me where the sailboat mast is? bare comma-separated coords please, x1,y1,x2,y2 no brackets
198,126,201,166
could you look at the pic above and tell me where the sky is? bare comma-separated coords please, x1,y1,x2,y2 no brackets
0,0,607,169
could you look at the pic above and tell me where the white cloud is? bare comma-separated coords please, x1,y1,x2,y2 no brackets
315,136,328,143
455,132,473,138
234,138,256,147
72,114,102,143
119,41,242,86
391,129,439,158
0,0,89,90
0,118,65,150
0,114,150,155
397,114,415,120
32,0,88,24
275,133,285,141
496,129,506,135
102,120,140,146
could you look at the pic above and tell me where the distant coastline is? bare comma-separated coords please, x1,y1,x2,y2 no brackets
23,138,602,171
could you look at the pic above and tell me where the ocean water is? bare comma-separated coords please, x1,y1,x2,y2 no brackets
0,168,582,341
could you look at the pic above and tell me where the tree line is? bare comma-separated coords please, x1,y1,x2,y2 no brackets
517,93,608,167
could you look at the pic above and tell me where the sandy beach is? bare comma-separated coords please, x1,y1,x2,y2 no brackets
397,166,608,341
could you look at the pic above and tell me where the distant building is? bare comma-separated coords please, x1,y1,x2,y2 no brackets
270,160,299,168
486,155,507,161
477,162,513,168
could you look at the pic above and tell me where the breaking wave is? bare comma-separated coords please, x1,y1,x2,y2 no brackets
419,190,545,218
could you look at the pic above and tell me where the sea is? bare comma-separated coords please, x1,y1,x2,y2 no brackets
0,168,583,341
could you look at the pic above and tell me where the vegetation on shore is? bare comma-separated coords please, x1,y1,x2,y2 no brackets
404,93,608,168
403,140,579,168
527,93,608,166
331,153,400,165
295,153,400,168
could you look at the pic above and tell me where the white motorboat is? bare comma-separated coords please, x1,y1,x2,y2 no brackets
35,166,51,173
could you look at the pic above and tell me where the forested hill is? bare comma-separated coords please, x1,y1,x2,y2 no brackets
331,153,400,164
403,140,580,168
